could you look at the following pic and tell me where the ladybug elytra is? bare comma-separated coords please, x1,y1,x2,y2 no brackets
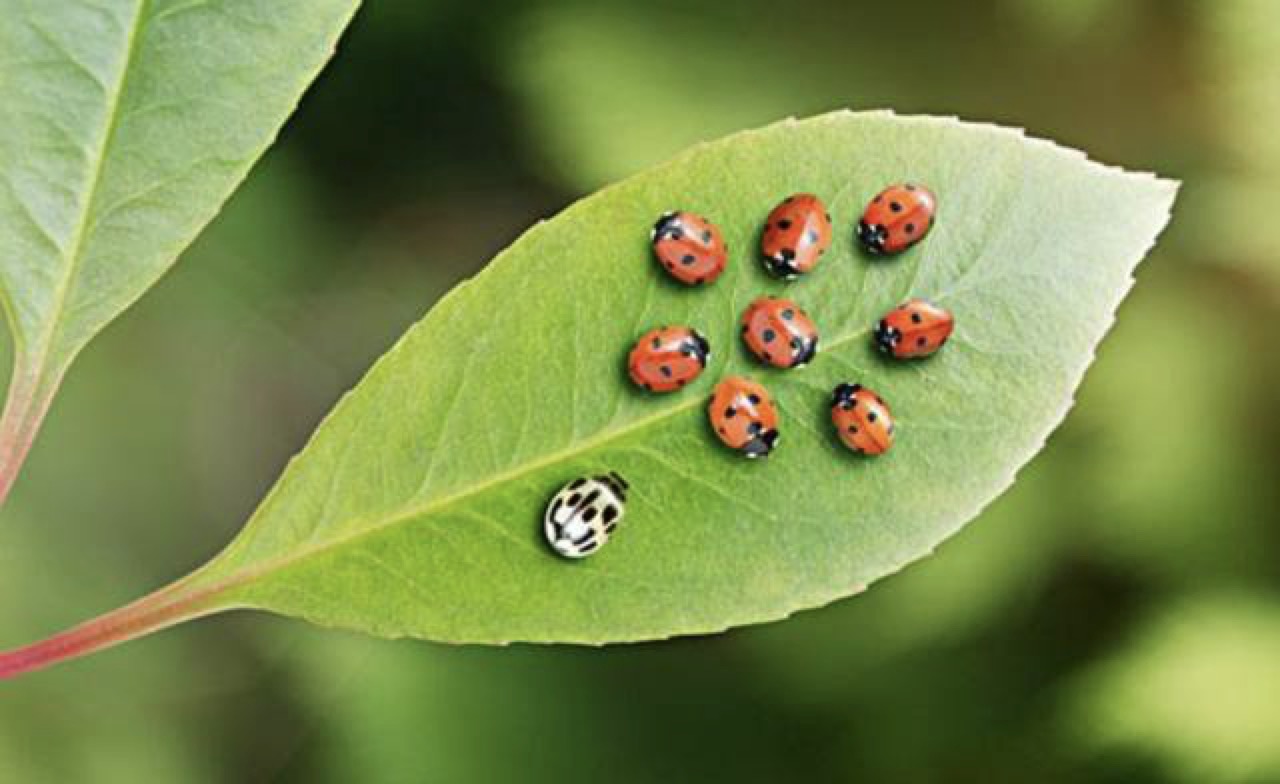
760,193,832,279
857,183,936,255
628,326,710,392
544,473,629,558
709,377,780,458
741,296,819,368
875,298,954,359
830,383,895,456
651,211,728,285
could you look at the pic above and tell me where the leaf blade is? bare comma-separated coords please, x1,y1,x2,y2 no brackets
0,0,360,500
0,112,1178,677
195,112,1176,643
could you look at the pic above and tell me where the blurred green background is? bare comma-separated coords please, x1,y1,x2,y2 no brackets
2,0,1279,781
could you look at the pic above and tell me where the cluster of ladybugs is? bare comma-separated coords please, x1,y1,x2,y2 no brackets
544,184,954,559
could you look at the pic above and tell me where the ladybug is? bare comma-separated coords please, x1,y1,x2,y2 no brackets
875,299,954,359
760,193,832,279
628,326,710,392
857,183,936,255
708,377,780,458
830,383,895,456
740,296,819,368
651,211,728,285
544,473,629,559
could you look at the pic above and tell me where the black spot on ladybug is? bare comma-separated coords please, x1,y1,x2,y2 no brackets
890,202,904,213
867,411,878,423
702,230,712,243
762,328,776,343
781,309,794,320
848,425,858,433
724,407,736,419
911,312,922,324
747,421,762,435
917,337,927,347
905,223,916,234
660,365,672,378
778,219,792,230
651,336,661,348
670,227,684,240
789,336,802,350
748,393,761,405
682,254,695,265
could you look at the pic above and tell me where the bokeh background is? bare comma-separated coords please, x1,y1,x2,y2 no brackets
2,0,1279,781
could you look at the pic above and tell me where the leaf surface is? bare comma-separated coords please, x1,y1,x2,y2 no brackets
0,112,1178,674
198,112,1176,643
0,0,360,499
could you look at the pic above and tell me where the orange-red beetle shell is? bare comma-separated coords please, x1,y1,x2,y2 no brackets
760,193,832,279
857,184,936,255
651,211,728,285
741,296,819,368
875,299,954,359
628,326,710,392
830,383,895,455
709,377,780,458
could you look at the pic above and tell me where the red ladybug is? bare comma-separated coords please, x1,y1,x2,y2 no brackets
875,299,954,359
708,377,779,458
741,296,819,368
651,211,728,285
830,383,895,456
760,193,832,279
628,326,710,392
857,184,936,255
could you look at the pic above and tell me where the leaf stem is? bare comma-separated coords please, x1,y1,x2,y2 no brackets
0,357,59,508
0,577,227,680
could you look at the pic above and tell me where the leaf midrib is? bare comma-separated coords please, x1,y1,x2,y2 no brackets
206,324,873,597
21,0,150,367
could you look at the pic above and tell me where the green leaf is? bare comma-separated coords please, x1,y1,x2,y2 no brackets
0,0,360,501
0,112,1176,676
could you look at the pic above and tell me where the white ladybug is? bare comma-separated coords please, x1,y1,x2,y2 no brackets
543,473,629,559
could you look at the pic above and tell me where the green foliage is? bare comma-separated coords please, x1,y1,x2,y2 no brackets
0,0,359,495
169,112,1175,645
1067,596,1280,783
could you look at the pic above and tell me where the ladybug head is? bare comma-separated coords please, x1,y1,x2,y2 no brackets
857,221,887,254
874,320,899,353
600,472,629,500
742,428,779,459
686,331,712,366
791,336,818,367
651,211,682,241
762,252,800,280
831,383,862,408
